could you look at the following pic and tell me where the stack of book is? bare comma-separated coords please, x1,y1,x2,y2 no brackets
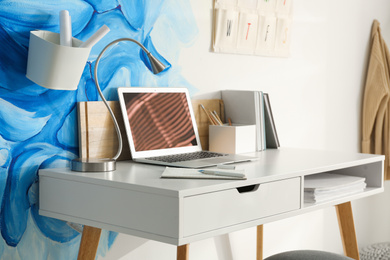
222,90,280,151
304,173,367,204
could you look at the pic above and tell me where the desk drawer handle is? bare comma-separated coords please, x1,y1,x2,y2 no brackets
236,184,260,193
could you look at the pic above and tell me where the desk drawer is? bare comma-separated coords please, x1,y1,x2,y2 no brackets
182,177,301,237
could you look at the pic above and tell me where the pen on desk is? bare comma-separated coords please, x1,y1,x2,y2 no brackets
199,169,245,178
217,164,236,169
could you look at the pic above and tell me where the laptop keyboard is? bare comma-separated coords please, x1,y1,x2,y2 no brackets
146,151,228,163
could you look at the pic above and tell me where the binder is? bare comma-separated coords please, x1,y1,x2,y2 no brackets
222,90,266,151
264,93,280,148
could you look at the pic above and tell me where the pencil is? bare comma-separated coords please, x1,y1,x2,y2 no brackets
211,111,223,125
212,111,223,125
200,104,216,125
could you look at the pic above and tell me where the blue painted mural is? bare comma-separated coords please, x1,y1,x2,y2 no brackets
0,0,198,259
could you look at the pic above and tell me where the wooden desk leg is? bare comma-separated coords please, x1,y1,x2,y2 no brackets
177,244,189,260
335,202,360,260
77,225,102,260
257,225,264,260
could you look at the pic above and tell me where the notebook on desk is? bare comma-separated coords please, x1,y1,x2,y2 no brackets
117,87,256,168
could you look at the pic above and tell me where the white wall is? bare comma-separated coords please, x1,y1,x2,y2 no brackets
100,0,390,259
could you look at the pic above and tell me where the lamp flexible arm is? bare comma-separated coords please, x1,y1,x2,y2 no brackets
94,38,152,160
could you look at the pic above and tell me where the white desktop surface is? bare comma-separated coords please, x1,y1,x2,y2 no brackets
40,148,382,195
39,148,384,246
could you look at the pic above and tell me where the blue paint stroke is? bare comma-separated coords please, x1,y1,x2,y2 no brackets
96,230,119,258
1,143,74,246
76,64,97,102
0,0,199,258
0,169,8,210
0,25,34,92
146,0,198,95
0,136,10,258
83,0,119,13
118,0,165,34
0,88,74,123
31,205,79,243
0,0,94,47
27,181,38,207
141,35,171,74
118,0,146,31
107,231,118,248
0,241,3,259
32,89,77,121
76,9,171,101
159,0,199,46
75,9,144,100
0,135,12,168
0,98,50,142
76,9,142,61
57,106,78,148
17,210,81,260
90,36,172,100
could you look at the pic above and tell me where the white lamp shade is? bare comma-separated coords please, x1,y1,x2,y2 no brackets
26,30,91,90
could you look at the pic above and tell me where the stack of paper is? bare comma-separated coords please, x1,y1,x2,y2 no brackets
304,173,366,203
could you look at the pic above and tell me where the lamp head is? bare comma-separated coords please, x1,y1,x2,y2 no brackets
147,52,167,74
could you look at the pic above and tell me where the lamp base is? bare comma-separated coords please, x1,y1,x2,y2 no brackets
71,158,116,172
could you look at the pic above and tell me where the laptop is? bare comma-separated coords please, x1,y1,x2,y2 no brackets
117,87,257,168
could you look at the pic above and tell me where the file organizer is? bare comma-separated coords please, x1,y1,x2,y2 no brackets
26,30,91,90
222,90,266,151
209,124,256,154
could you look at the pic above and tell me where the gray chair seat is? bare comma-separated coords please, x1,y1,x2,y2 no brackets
360,242,390,260
264,250,353,260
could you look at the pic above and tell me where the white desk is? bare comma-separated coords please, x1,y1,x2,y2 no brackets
39,148,384,260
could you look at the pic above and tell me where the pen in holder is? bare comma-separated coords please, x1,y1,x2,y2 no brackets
26,30,91,90
209,124,256,154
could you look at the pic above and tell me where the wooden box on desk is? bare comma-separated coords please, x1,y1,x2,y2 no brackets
77,101,131,160
77,99,224,159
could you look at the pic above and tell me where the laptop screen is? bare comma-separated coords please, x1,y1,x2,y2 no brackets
122,91,198,152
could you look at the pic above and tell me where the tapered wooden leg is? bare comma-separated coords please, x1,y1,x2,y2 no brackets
335,202,360,260
177,244,189,260
77,225,102,260
257,225,264,260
